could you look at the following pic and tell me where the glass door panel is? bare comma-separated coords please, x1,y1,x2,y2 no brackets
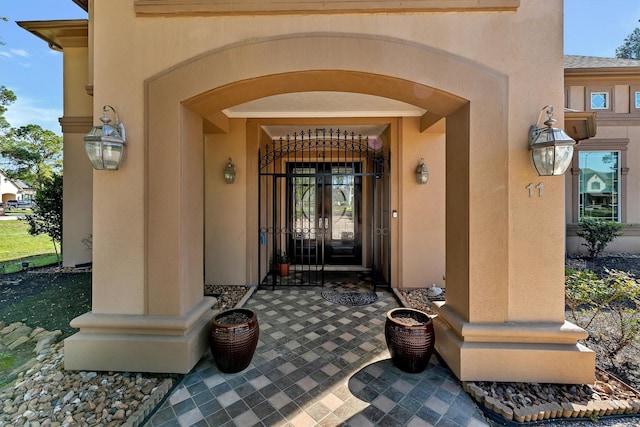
292,168,316,240
331,169,355,242
289,164,361,266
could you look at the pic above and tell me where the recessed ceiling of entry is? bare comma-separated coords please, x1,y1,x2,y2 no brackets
223,91,426,118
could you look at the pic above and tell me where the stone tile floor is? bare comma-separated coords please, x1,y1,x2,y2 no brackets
148,278,489,427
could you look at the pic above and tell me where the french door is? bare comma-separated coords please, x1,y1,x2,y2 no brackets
289,163,362,266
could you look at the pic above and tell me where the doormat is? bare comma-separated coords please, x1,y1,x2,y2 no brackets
321,290,378,306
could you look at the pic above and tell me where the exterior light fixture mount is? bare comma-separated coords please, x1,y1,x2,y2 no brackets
224,157,236,184
416,158,429,185
84,105,126,171
528,105,576,176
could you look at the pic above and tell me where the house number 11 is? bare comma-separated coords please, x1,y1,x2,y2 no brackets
526,182,544,198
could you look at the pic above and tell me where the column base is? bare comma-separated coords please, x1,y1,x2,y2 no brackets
433,303,596,384
64,297,215,373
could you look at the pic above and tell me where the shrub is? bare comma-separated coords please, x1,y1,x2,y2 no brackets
576,218,623,258
565,269,603,326
21,173,63,267
565,268,640,358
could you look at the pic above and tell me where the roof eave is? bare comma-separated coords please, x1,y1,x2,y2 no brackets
16,20,88,51
565,67,640,78
72,0,89,12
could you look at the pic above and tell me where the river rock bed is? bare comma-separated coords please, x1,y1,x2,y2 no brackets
204,284,251,310
395,288,441,316
466,370,640,423
0,322,175,427
0,285,251,426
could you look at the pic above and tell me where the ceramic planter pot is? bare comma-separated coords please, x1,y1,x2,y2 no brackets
277,262,289,276
209,308,259,373
385,307,434,373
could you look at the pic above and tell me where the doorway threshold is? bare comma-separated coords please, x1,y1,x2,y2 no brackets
290,265,370,272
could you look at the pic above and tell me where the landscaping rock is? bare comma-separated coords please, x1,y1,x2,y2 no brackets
0,283,250,426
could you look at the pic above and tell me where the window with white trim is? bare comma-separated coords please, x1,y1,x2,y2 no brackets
578,151,619,222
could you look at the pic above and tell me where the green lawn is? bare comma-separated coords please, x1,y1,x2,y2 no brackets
0,220,58,273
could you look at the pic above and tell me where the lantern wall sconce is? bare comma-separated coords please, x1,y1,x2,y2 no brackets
416,158,429,185
224,158,236,184
84,105,126,171
528,105,576,176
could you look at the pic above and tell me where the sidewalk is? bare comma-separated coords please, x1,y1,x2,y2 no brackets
0,213,20,220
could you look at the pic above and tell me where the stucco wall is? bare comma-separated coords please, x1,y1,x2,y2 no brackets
399,117,446,288
88,0,568,319
64,0,601,382
204,119,248,285
61,46,93,268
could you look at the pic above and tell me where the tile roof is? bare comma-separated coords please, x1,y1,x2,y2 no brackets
564,55,640,69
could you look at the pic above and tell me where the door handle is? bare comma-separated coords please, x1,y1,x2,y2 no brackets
324,217,329,228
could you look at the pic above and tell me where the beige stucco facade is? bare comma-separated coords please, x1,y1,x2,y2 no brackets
564,58,640,254
23,0,596,383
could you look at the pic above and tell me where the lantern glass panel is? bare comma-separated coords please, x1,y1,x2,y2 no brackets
102,142,125,170
552,145,574,175
531,145,574,176
85,140,105,170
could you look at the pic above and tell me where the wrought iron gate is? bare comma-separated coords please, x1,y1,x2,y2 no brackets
258,128,390,287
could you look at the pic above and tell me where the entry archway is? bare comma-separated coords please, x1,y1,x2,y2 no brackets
134,32,510,375
146,33,508,319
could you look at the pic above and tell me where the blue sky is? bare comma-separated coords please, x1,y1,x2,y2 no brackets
1,0,640,135
1,1,86,134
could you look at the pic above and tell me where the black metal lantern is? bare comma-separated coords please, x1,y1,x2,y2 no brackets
84,105,126,171
529,105,576,176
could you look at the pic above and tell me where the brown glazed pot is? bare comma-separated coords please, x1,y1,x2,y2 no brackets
385,308,434,373
209,308,259,373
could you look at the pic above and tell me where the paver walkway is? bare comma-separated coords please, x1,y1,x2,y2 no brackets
148,282,490,426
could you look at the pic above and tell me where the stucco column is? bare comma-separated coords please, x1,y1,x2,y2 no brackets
63,2,213,373
432,104,595,384
59,43,93,268
64,106,214,373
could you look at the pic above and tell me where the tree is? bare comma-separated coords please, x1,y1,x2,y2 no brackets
0,16,7,46
616,21,640,60
1,15,16,130
0,85,16,130
0,124,62,189
22,173,63,268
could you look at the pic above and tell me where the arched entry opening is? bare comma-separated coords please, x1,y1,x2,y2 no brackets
139,34,511,376
179,69,472,292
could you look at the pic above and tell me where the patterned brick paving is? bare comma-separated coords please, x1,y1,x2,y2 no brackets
149,281,489,427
